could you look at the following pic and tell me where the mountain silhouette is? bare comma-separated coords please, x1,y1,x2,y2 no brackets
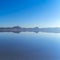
0,26,60,33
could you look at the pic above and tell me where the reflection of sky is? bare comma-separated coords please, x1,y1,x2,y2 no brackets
0,32,60,41
0,32,60,60
0,0,60,27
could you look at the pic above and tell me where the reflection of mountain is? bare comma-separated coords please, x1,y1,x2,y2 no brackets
0,26,60,33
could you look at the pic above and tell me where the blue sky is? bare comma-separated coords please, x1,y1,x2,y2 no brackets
0,0,60,27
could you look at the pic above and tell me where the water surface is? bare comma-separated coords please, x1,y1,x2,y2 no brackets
0,32,60,60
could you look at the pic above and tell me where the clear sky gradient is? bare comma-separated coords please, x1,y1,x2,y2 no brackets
0,0,60,27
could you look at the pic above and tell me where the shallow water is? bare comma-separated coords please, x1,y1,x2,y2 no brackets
0,32,60,60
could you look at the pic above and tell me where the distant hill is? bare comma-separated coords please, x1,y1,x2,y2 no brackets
0,26,60,33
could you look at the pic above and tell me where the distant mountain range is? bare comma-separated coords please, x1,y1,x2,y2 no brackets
0,26,60,33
